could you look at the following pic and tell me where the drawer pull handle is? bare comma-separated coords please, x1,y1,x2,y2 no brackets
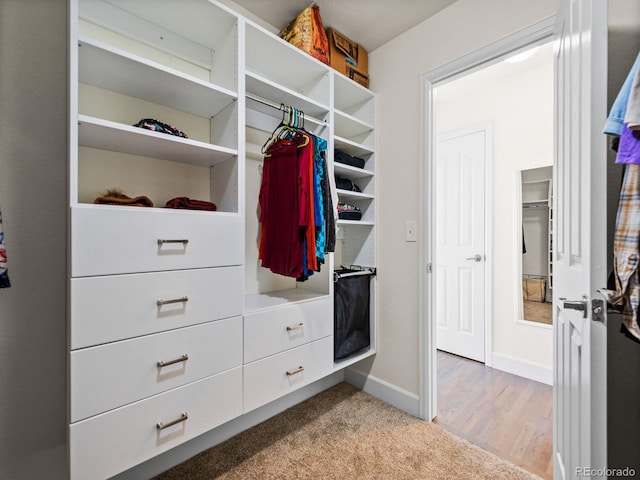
157,354,189,368
286,322,304,331
157,412,188,430
157,239,189,245
157,296,189,306
286,365,304,376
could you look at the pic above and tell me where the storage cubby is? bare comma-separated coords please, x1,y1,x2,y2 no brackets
243,20,333,315
78,0,239,89
245,23,331,110
334,74,376,125
73,0,240,213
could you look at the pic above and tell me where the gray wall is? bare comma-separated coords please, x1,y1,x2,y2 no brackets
607,1,640,475
0,1,68,479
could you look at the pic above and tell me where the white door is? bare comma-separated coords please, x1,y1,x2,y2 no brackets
553,0,607,478
435,127,487,363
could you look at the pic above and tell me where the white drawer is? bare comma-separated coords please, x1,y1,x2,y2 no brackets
71,206,243,276
243,336,333,413
69,367,242,480
71,266,243,348
244,298,332,363
70,317,242,422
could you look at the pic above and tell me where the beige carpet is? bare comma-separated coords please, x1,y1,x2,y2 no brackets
154,383,540,480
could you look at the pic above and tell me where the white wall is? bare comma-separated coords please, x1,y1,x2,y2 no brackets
435,56,554,371
357,0,560,395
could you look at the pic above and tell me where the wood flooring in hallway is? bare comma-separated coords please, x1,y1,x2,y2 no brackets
434,350,553,479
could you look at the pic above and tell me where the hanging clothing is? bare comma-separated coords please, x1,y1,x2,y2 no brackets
604,50,640,342
258,125,331,280
259,139,306,278
314,136,327,261
604,51,640,136
615,125,640,165
603,164,640,341
322,155,336,253
625,60,640,130
0,207,11,288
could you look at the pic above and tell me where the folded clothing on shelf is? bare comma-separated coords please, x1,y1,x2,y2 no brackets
334,149,365,169
94,188,154,207
338,203,362,220
165,197,217,211
133,118,188,138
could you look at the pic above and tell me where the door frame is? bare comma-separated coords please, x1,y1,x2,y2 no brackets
418,17,556,421
434,123,493,364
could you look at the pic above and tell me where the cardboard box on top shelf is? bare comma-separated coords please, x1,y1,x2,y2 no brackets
326,28,369,88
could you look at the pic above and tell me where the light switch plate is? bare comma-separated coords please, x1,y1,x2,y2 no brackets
406,221,417,242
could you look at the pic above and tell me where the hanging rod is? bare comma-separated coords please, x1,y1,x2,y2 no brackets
334,265,377,281
245,94,327,128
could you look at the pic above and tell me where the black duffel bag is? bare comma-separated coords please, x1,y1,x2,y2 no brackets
334,149,365,169
335,176,362,192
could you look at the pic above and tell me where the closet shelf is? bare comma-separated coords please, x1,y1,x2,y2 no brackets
333,346,375,370
334,162,375,180
334,110,374,138
334,135,374,157
245,22,330,94
337,220,375,226
73,202,241,217
334,74,375,112
78,37,238,119
244,289,331,314
245,71,330,119
78,0,238,65
336,189,374,201
78,115,237,167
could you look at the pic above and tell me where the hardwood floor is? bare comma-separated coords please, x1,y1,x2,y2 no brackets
434,350,553,479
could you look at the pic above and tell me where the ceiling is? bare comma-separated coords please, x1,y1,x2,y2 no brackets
230,0,459,52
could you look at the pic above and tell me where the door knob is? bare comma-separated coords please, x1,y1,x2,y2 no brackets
466,254,483,262
559,296,588,318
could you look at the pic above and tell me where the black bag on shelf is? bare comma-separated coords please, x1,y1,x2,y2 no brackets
334,268,374,360
334,149,365,169
335,176,362,192
337,203,362,220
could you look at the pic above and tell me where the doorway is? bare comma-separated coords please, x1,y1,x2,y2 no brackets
432,37,555,366
425,27,555,479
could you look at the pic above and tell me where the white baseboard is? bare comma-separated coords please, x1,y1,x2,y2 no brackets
114,371,345,480
344,368,421,417
491,352,553,385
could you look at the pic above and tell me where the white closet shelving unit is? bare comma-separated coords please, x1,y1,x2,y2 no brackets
332,74,377,367
242,20,334,414
69,2,243,479
68,1,376,478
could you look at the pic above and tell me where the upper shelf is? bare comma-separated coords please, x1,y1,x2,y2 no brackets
334,111,374,139
245,23,330,107
78,37,237,119
333,162,375,180
78,115,237,167
79,0,238,75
